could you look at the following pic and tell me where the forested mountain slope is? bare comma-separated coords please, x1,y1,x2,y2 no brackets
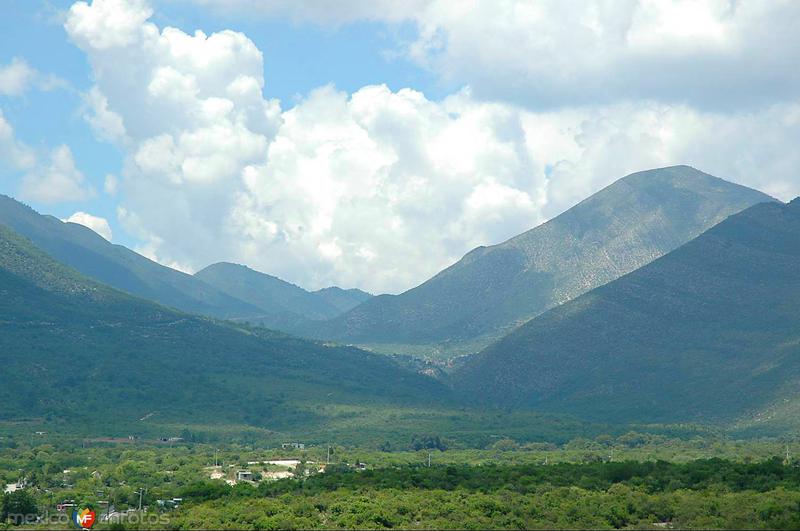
454,199,800,425
0,195,260,319
195,262,371,325
0,224,447,428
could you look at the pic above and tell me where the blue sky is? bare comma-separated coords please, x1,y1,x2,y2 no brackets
1,1,799,293
1,3,115,228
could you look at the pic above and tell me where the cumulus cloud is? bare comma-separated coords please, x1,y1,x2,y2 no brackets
517,101,800,218
0,58,38,96
188,0,800,110
400,0,800,109
82,87,127,144
65,0,800,293
65,0,153,50
0,110,36,170
226,85,546,290
177,0,430,25
64,211,113,240
19,145,95,204
0,57,68,96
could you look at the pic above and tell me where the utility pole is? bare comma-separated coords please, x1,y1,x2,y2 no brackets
427,452,431,467
326,445,331,465
786,443,791,465
214,448,218,467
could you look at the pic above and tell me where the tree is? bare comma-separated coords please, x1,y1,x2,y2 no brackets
491,438,518,452
2,490,38,525
410,435,447,452
378,441,393,452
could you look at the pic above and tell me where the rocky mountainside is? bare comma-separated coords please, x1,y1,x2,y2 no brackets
307,166,775,358
454,199,800,426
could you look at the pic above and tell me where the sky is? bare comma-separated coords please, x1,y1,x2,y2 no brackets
0,0,799,294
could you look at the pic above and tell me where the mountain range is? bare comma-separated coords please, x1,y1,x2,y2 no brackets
1,164,795,434
302,166,775,358
0,195,368,324
0,223,446,429
195,262,370,327
454,198,800,426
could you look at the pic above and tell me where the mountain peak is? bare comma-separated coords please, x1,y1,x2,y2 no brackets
197,261,273,278
306,166,775,359
195,261,371,322
454,196,800,425
602,164,773,201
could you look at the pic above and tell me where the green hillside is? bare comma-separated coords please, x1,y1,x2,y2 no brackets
306,166,774,359
312,285,372,314
454,199,800,426
0,224,448,431
195,262,371,325
0,195,262,319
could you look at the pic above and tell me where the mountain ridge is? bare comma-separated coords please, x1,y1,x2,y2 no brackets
453,197,800,426
0,222,447,427
0,195,370,324
303,165,775,357
194,261,372,324
0,195,262,319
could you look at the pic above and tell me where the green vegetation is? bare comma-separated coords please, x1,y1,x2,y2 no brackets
0,219,711,451
176,459,800,529
3,436,800,529
1,491,36,525
0,196,368,326
456,199,800,428
0,224,448,431
195,262,370,325
305,166,773,359
0,219,738,451
0,195,261,319
1,179,798,529
175,483,800,530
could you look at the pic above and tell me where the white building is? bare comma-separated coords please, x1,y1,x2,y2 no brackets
4,483,22,494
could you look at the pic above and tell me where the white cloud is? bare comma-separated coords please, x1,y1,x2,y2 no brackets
64,211,113,240
104,173,118,194
420,1,800,109
0,58,68,96
65,0,800,294
66,0,153,50
83,87,127,144
409,0,800,109
0,110,36,170
19,145,95,204
176,0,430,25
187,0,800,110
517,101,800,218
0,58,38,96
225,85,546,291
